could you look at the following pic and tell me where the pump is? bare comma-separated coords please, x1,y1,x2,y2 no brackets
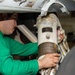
36,13,70,75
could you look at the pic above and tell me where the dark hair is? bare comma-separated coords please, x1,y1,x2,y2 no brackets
0,13,18,21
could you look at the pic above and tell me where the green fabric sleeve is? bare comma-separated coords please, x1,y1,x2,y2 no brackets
5,37,38,56
0,38,39,75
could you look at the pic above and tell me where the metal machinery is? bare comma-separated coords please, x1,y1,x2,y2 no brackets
36,13,70,75
0,0,75,12
34,0,71,75
0,0,74,75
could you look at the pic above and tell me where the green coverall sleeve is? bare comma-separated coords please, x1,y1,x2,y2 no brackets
0,37,39,75
7,37,38,56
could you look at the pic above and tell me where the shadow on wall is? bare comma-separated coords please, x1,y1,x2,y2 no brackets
67,32,75,49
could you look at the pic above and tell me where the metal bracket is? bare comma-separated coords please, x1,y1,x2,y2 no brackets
40,0,69,16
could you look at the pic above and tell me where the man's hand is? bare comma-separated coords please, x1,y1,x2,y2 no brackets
38,53,60,69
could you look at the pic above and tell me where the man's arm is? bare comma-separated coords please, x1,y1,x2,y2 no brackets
6,37,38,56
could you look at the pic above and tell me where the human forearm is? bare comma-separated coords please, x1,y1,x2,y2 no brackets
9,37,38,56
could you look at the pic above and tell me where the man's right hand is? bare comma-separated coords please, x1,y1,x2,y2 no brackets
38,53,60,69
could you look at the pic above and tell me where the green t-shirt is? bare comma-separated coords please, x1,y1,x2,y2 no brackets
0,32,39,75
